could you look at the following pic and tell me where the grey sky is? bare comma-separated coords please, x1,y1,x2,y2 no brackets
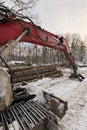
36,0,87,37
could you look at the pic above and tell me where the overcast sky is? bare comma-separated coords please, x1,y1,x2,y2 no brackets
35,0,87,38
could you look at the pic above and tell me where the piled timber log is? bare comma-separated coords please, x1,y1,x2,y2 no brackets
11,64,63,83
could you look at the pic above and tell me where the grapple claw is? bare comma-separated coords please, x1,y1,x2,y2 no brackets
69,73,85,81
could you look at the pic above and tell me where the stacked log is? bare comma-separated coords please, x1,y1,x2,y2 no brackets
11,64,63,83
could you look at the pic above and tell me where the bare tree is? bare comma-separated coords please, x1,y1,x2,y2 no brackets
2,0,39,23
65,33,86,62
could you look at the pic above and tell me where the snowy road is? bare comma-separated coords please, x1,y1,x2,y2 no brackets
25,67,87,130
58,68,87,130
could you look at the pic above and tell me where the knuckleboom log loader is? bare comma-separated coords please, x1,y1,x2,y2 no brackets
0,4,85,130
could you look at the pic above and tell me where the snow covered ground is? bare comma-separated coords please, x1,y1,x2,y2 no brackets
25,67,87,130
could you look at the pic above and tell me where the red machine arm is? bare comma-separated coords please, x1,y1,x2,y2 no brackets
0,4,84,81
0,18,77,72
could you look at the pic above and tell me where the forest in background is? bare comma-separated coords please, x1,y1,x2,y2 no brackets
5,33,87,66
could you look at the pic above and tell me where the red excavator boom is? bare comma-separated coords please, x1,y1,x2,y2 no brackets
0,4,84,81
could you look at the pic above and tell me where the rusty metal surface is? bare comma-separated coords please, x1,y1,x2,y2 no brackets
0,100,50,130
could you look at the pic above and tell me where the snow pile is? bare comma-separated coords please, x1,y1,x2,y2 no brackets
24,67,87,130
25,78,51,103
58,78,87,130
